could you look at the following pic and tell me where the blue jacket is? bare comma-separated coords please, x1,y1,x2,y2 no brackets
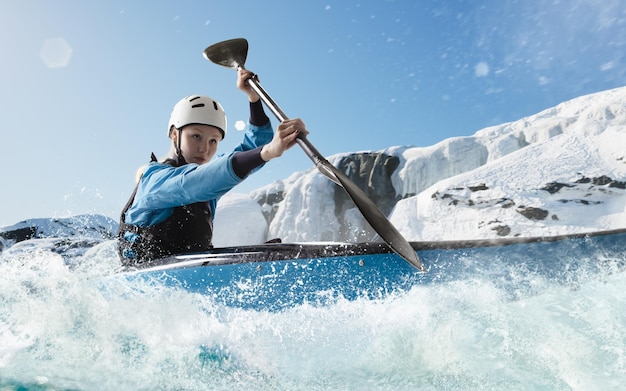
124,121,274,228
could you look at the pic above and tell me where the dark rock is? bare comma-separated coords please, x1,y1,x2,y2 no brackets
499,199,516,208
610,180,626,189
433,189,515,210
574,175,626,188
516,206,549,221
334,152,401,241
0,226,37,242
557,199,603,205
576,175,611,185
469,184,489,192
254,189,285,223
491,225,511,236
541,182,573,194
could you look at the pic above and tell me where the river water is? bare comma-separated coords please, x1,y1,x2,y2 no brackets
1,242,625,390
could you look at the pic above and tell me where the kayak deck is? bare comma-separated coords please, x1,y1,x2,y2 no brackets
111,228,626,311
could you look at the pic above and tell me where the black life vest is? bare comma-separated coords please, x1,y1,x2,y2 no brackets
117,155,213,266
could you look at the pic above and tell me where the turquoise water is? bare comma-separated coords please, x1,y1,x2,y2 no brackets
1,243,625,390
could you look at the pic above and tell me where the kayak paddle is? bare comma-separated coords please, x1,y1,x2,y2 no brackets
203,38,425,272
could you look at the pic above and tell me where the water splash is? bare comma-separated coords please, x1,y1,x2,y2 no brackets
1,245,625,390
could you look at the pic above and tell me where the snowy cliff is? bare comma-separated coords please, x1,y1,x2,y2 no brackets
244,86,626,245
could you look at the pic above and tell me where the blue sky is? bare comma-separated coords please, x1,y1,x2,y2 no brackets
2,0,626,226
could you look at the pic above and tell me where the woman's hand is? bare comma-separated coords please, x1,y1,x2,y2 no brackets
237,69,260,102
260,118,309,161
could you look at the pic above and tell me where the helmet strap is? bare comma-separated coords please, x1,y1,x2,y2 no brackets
174,127,187,165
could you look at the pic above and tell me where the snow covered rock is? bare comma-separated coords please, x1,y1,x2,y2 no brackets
255,86,626,242
0,215,118,260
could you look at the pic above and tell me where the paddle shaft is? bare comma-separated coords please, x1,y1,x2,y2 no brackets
242,69,340,185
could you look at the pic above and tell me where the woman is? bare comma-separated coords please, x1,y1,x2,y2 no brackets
118,69,307,265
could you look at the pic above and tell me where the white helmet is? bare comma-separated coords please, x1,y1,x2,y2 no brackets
168,95,227,138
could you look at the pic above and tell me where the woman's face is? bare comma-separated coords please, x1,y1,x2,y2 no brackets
173,124,223,165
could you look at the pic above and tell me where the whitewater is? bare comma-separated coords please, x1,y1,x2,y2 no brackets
1,241,625,390
2,87,626,390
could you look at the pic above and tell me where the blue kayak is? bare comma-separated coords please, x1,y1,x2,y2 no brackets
113,228,626,311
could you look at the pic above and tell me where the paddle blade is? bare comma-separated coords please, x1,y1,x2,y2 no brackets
324,162,426,271
203,38,249,69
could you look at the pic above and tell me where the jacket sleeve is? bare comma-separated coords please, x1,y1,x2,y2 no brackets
233,98,274,151
234,121,274,152
125,155,242,226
